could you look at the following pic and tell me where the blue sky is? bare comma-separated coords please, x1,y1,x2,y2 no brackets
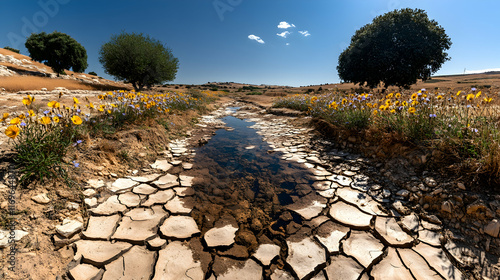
2,0,499,87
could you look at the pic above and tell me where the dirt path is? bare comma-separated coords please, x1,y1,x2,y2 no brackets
2,99,499,279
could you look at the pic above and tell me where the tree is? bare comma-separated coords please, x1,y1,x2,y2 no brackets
25,31,88,75
99,32,179,91
3,46,20,54
337,8,452,88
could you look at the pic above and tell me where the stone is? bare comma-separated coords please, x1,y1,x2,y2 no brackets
413,242,464,280
204,224,238,247
401,213,419,233
270,269,294,280
147,236,167,250
118,192,141,207
132,184,158,195
112,206,167,243
317,189,336,198
398,248,443,280
182,162,193,170
164,196,194,214
315,221,349,253
286,236,326,279
53,234,81,250
31,193,50,204
423,177,437,187
342,231,384,268
324,255,364,280
374,217,413,247
286,193,327,220
421,220,442,231
102,246,155,280
371,247,413,280
392,201,410,215
173,187,195,197
441,200,453,213
74,240,132,266
213,257,263,280
87,179,105,189
153,174,179,189
418,229,442,247
83,214,121,240
153,241,204,280
336,187,385,215
108,178,138,193
90,195,127,215
82,189,96,197
179,175,195,187
457,182,466,190
0,230,29,248
66,202,80,211
56,218,83,238
129,173,161,183
160,216,200,239
150,159,173,171
329,201,373,229
253,243,280,266
84,197,98,208
142,189,175,207
484,219,500,237
219,244,249,259
327,174,352,187
69,264,102,280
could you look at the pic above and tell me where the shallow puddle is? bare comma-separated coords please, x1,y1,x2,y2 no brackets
188,111,314,248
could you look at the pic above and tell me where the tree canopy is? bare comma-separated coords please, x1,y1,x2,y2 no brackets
99,32,179,91
337,8,452,88
25,31,88,74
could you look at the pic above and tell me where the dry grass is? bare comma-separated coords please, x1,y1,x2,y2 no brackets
0,76,130,92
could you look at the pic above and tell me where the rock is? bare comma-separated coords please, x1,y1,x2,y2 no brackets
286,236,326,279
69,264,103,280
315,221,349,253
112,206,168,243
392,201,410,215
444,240,478,267
204,224,238,247
102,246,155,280
160,216,200,239
150,159,173,172
398,248,443,280
83,214,121,240
253,243,280,266
31,193,50,204
484,219,500,237
413,242,464,280
153,241,204,280
74,240,132,266
108,178,138,193
173,187,195,197
153,174,179,189
457,182,466,190
371,247,413,280
312,181,333,191
324,255,364,280
132,184,158,195
396,189,409,197
66,202,80,211
401,213,419,233
182,162,193,170
84,197,98,208
90,195,127,215
213,257,263,280
441,200,453,214
56,218,83,238
270,269,294,280
53,233,81,249
147,236,167,250
129,173,161,183
418,229,442,247
374,217,413,247
286,193,327,220
423,177,437,187
142,189,175,207
179,175,195,187
87,179,105,189
82,189,96,197
164,196,194,214
0,230,29,248
336,187,385,215
117,192,141,207
329,201,373,229
317,189,336,198
327,174,352,187
342,231,384,268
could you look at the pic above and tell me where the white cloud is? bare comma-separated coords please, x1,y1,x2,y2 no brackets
277,31,291,38
464,68,500,74
299,31,311,37
278,21,295,29
286,43,290,46
248,34,265,44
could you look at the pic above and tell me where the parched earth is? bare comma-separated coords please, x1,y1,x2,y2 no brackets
1,100,500,279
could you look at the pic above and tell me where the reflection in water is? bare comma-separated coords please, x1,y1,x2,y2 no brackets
188,115,314,248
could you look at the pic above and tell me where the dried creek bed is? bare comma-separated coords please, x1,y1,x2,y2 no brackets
43,102,499,279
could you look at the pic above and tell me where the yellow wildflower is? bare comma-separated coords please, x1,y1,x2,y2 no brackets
408,107,416,114
456,90,461,96
2,113,9,119
28,110,35,117
437,95,443,100
53,116,60,123
48,101,60,108
10,117,21,125
390,109,396,114
40,116,51,125
5,126,20,139
395,93,401,98
73,97,80,104
466,94,474,101
483,97,493,103
71,115,82,125
476,91,482,98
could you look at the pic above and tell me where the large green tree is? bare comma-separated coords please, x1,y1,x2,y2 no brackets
99,32,179,91
25,31,88,74
337,8,452,88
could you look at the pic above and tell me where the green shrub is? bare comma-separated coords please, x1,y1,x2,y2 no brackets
4,46,20,54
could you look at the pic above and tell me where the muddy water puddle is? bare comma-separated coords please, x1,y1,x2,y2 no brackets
186,108,315,251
